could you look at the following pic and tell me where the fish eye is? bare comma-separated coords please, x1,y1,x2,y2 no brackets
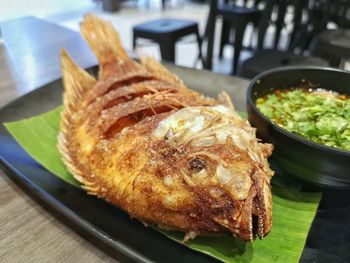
188,157,206,172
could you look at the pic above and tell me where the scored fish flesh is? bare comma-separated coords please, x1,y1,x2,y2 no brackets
58,14,274,241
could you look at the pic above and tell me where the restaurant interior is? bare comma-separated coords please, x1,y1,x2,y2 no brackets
1,0,350,262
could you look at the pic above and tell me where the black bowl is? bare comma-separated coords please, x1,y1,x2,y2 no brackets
247,66,350,189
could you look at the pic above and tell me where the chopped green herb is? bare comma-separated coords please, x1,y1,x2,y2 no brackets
256,89,350,151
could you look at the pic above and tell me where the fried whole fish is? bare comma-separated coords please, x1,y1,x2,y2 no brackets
58,14,274,241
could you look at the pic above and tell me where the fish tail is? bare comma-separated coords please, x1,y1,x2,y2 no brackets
80,13,129,66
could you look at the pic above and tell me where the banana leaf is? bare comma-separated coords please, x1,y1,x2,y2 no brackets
4,108,321,263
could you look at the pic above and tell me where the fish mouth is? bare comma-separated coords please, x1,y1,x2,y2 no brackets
233,181,270,241
250,170,271,240
252,201,266,240
242,197,268,241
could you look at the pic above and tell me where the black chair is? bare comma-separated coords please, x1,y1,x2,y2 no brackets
310,29,350,67
218,0,264,59
324,0,350,27
308,0,350,67
133,18,202,63
289,0,337,54
238,0,329,79
203,0,262,74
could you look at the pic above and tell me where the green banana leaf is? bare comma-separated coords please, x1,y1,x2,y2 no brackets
4,108,321,263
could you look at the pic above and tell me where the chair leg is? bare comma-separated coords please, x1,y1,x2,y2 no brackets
231,19,246,75
195,30,203,66
328,57,341,68
219,20,230,59
159,39,176,63
203,0,217,70
132,35,137,50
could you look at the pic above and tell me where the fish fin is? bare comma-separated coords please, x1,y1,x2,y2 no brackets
218,91,235,110
60,49,96,112
80,13,128,66
58,49,96,184
140,56,184,86
140,56,217,106
183,231,198,242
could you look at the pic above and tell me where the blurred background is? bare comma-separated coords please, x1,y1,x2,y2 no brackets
1,0,350,77
1,2,350,261
0,0,212,70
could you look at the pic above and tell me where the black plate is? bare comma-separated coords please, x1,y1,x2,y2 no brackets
1,65,350,262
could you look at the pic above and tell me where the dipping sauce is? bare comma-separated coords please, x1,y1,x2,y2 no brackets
256,89,350,151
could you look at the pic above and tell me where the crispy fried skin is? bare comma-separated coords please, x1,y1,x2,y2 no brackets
58,14,274,241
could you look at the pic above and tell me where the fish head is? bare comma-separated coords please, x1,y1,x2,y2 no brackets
151,105,273,241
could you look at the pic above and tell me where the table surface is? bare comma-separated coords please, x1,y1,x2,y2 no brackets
0,16,119,263
0,16,250,262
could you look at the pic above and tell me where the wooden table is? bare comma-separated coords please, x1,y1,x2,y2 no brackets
0,16,250,262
